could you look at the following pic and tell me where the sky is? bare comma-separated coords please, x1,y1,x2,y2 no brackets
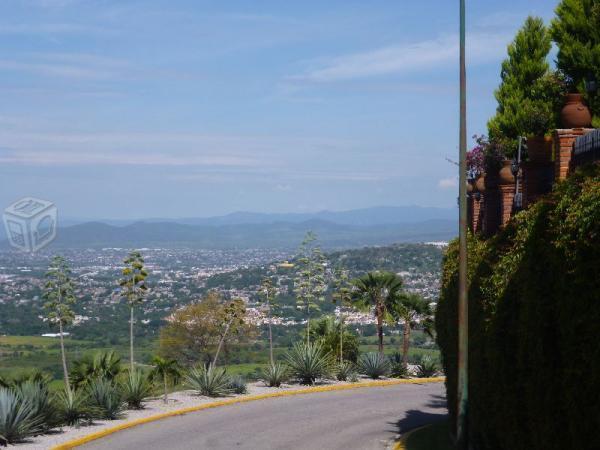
0,0,559,219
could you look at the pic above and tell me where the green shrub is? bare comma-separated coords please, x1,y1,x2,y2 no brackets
87,378,125,420
262,363,287,387
120,370,152,410
284,341,333,385
358,352,389,379
436,165,600,450
227,376,247,395
185,365,232,397
70,352,122,389
415,356,438,378
309,316,360,363
0,387,42,444
335,361,356,381
388,352,409,378
54,388,96,426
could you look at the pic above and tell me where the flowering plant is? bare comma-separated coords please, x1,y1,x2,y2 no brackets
467,135,505,177
466,135,487,176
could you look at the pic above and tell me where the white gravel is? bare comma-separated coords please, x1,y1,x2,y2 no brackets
9,380,355,450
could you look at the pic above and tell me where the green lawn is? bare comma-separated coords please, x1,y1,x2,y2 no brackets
401,422,455,450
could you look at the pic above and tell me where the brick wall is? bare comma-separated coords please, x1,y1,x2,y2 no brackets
553,128,593,181
468,127,597,236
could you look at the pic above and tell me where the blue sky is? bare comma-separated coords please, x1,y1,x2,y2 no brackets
0,0,558,219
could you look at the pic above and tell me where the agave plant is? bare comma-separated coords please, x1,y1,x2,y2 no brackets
335,361,356,382
415,356,438,378
227,375,247,395
262,363,287,388
87,378,125,420
388,352,409,378
285,341,333,385
358,352,390,379
120,370,152,410
14,380,55,431
0,387,43,444
185,365,232,397
54,388,97,426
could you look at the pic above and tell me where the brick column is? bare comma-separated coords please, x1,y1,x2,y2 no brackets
482,189,500,236
499,184,515,228
553,129,592,181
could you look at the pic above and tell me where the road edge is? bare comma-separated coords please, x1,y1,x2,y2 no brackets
393,424,428,450
51,376,444,450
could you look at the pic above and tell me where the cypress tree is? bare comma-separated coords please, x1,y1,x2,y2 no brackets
488,16,563,157
551,0,600,126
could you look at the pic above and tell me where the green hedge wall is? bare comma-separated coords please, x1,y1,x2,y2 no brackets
436,164,600,450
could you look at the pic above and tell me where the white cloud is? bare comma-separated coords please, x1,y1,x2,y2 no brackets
0,23,113,35
0,52,131,80
293,32,511,83
438,177,458,189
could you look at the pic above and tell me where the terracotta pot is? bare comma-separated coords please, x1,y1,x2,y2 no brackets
526,135,553,164
498,160,515,185
475,175,486,192
467,181,474,194
561,93,592,128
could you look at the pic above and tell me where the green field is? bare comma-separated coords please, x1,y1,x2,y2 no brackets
0,332,440,387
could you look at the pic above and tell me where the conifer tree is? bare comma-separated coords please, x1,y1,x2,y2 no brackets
551,0,600,126
488,16,563,156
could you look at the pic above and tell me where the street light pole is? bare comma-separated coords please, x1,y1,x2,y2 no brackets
457,0,469,448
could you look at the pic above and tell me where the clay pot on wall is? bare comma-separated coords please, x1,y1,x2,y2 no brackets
498,160,515,185
561,93,592,128
467,181,474,194
526,136,553,164
475,175,486,193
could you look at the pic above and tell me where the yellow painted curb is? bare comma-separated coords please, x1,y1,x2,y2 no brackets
392,424,428,450
51,377,444,450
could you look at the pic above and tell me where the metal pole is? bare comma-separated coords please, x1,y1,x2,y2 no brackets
457,0,469,448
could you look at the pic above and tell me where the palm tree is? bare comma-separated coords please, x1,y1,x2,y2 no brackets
391,293,431,368
352,271,404,355
119,251,149,371
43,256,77,395
70,351,122,389
149,356,181,404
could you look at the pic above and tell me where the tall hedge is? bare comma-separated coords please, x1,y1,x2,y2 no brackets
436,164,600,450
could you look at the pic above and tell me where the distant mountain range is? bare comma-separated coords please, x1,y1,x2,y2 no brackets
0,206,456,249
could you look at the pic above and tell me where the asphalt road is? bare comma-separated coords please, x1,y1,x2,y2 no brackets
82,382,447,450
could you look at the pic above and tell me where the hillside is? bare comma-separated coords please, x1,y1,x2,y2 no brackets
1,218,456,250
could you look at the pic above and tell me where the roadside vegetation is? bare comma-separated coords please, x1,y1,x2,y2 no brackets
0,231,441,445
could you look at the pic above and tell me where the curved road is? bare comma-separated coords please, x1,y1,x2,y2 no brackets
82,382,447,450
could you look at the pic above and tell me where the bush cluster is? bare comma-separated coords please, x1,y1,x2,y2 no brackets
0,365,153,445
436,165,600,450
